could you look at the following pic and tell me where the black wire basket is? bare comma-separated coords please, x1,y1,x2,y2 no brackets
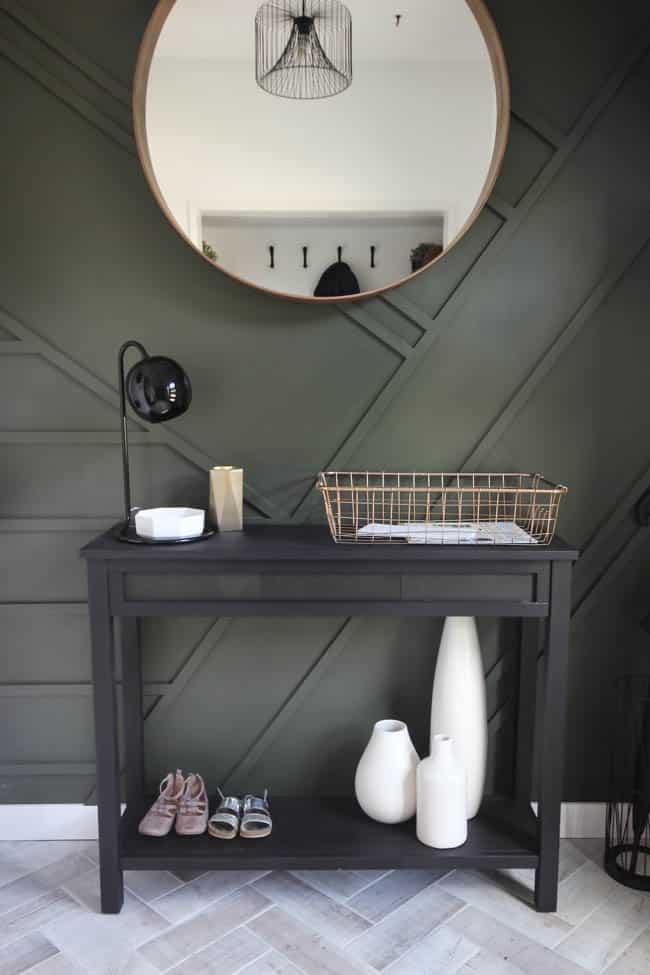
605,675,650,891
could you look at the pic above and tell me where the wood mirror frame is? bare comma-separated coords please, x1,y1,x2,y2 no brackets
133,0,510,303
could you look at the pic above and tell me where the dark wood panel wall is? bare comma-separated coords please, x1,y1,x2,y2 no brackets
1,0,650,804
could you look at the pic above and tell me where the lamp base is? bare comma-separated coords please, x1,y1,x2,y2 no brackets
115,523,216,545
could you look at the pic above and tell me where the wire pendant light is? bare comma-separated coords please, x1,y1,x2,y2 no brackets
256,1,352,100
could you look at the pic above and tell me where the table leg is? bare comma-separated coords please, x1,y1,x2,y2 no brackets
515,619,541,805
88,563,124,914
535,560,572,912
120,617,145,807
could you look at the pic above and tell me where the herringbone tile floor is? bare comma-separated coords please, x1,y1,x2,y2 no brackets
0,838,648,975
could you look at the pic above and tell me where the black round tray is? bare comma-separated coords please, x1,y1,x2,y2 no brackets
115,524,216,545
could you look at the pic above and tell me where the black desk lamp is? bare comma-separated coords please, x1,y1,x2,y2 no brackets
117,340,201,543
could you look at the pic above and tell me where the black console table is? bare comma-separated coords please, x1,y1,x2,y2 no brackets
81,525,577,915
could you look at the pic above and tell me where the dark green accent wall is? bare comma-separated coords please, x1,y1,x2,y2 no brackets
2,0,650,805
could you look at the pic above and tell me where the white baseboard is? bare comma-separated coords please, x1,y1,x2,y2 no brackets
0,802,606,841
531,802,606,839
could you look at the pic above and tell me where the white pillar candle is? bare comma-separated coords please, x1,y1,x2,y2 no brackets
209,466,243,531
416,734,467,849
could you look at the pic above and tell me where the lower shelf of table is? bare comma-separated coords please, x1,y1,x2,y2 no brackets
120,796,539,872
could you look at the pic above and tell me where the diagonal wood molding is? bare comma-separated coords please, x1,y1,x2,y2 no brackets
0,12,133,155
292,33,650,525
221,618,358,789
0,305,285,521
143,618,233,729
456,233,650,479
0,0,130,104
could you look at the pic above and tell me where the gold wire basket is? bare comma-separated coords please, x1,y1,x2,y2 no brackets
318,472,567,545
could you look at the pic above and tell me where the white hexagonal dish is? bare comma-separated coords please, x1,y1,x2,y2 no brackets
135,507,206,541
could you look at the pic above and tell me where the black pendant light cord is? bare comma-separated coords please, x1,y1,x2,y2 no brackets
119,340,148,527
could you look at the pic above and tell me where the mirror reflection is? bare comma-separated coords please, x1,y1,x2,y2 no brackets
140,0,505,299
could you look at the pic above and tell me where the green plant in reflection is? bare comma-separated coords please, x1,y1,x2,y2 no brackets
202,240,218,262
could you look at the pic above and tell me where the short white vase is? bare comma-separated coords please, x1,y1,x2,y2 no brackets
430,616,487,819
417,734,467,849
354,719,419,824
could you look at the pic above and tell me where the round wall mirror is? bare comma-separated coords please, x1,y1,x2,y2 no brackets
134,0,509,301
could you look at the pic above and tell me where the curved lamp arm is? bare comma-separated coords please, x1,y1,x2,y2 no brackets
119,341,148,527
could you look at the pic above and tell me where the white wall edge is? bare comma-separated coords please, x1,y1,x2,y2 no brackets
0,802,606,841
0,804,123,841
530,802,606,839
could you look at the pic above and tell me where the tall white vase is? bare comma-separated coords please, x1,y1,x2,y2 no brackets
355,719,419,824
417,735,467,849
430,616,487,818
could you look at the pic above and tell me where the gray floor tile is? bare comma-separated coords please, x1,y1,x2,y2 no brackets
0,858,95,918
166,927,268,975
42,888,168,975
439,871,572,949
500,842,588,897
558,842,590,882
0,890,83,949
0,846,95,891
138,886,270,972
124,873,184,906
602,925,650,974
22,954,87,975
555,886,650,973
508,943,592,974
445,907,592,975
153,871,268,925
459,949,523,974
346,881,464,971
348,869,448,923
555,861,618,927
0,932,58,975
114,953,159,975
384,923,479,974
0,839,634,975
569,839,604,867
446,904,537,959
237,950,304,974
248,906,375,975
253,872,370,947
292,871,388,903
167,871,206,884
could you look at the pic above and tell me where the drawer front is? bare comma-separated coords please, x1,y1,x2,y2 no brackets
115,567,542,615
401,573,535,602
123,573,400,603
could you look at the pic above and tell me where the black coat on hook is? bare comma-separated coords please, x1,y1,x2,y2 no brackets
314,256,360,297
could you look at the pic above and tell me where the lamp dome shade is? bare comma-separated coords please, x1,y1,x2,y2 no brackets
125,355,191,423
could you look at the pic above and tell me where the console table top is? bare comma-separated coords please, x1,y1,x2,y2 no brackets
82,524,579,563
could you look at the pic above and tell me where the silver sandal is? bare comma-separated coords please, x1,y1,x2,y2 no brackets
240,790,272,839
207,788,241,840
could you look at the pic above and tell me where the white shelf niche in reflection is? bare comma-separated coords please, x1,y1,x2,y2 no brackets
191,209,449,297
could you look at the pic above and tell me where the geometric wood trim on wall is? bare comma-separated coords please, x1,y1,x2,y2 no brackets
3,0,650,802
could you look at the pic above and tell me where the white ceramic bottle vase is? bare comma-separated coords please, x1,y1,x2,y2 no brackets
354,719,419,824
430,616,487,819
209,466,243,531
417,735,468,848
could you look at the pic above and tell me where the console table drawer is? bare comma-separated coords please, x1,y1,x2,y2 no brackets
402,573,534,602
123,572,400,603
119,570,536,608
